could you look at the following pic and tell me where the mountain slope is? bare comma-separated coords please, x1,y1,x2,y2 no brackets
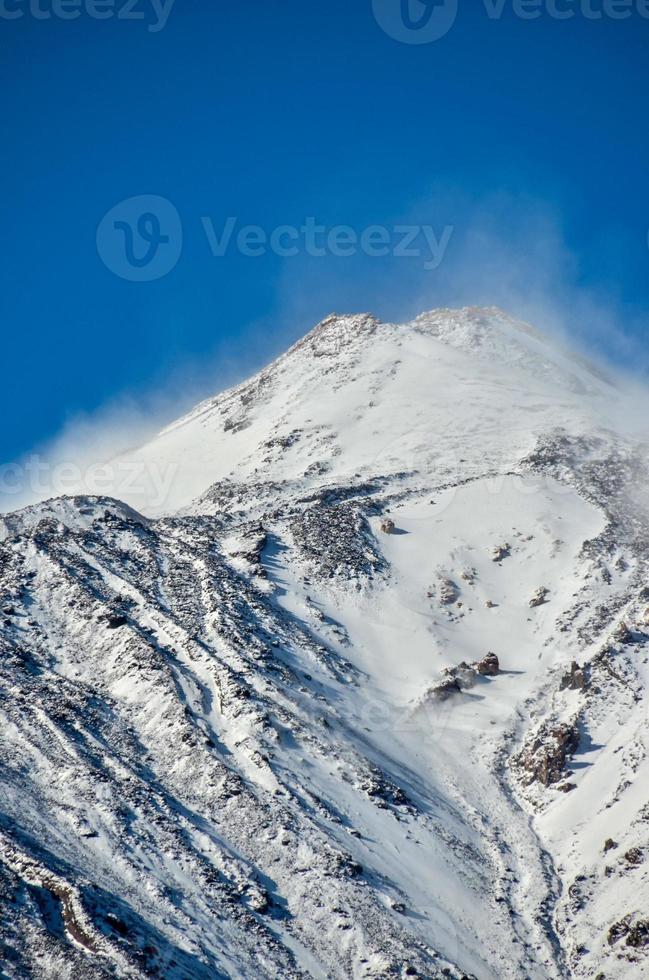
116,307,617,516
1,307,648,979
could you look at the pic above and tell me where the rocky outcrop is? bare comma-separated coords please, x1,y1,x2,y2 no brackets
431,578,460,605
514,720,580,787
290,500,386,582
105,613,128,629
492,544,510,562
560,661,587,691
428,676,463,701
0,495,443,979
624,847,644,867
425,654,500,702
476,652,500,676
626,921,649,948
608,916,649,949
612,621,633,644
529,587,549,608
228,522,269,577
6,309,649,980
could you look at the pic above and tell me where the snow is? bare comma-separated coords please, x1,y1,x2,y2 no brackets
264,473,609,977
1,306,648,979
110,307,619,517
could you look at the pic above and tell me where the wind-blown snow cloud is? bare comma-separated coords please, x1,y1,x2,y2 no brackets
0,332,280,514
3,189,648,516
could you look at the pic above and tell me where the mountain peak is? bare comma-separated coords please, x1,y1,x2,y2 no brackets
2,301,648,980
102,304,621,517
289,311,381,358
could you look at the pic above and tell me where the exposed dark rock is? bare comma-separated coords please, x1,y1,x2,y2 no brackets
431,661,481,696
608,916,649,949
514,721,580,787
290,500,386,582
608,918,629,946
431,578,459,605
106,913,130,937
624,847,644,867
229,523,268,576
476,653,500,677
612,621,633,644
627,920,649,948
529,587,549,608
560,661,587,691
106,614,128,629
491,544,510,562
263,429,302,453
523,430,649,550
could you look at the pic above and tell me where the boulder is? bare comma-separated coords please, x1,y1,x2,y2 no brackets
627,920,649,948
436,578,459,605
624,847,644,867
608,918,630,946
529,587,549,608
491,544,510,562
380,518,396,535
430,677,463,701
608,916,649,949
476,652,500,677
612,621,632,644
560,661,587,691
106,614,128,630
516,721,580,787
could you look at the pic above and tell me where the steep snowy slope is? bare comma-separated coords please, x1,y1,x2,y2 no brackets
116,307,617,516
1,307,648,979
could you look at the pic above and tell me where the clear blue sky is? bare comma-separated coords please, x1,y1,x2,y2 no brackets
2,1,649,464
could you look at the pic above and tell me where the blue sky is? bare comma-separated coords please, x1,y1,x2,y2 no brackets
2,0,649,467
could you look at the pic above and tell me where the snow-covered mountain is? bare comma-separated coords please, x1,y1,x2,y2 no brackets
1,307,649,979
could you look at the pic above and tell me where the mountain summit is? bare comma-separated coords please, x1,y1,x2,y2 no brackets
117,306,618,516
1,308,648,979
